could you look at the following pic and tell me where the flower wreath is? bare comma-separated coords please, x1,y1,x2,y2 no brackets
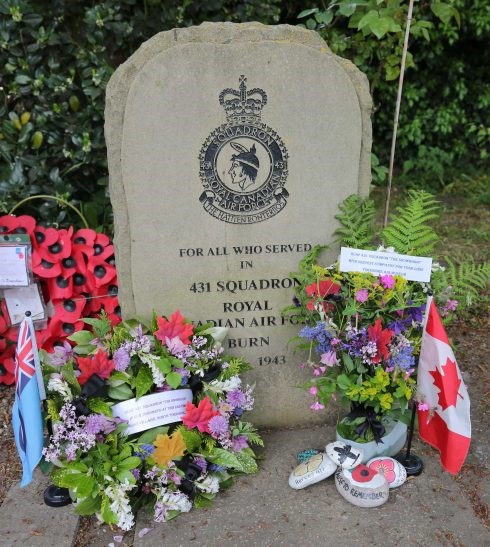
41,310,263,530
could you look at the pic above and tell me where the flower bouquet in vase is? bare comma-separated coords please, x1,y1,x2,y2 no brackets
284,191,489,461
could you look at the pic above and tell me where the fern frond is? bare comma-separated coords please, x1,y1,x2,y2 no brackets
334,194,376,249
381,190,441,255
433,258,490,308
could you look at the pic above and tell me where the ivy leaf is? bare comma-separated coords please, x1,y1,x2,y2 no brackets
155,357,171,374
108,383,134,400
74,494,101,516
135,365,153,398
166,371,183,389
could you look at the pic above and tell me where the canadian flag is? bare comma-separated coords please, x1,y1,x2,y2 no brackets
417,297,471,475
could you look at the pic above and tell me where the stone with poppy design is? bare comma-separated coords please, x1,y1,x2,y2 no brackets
367,457,407,488
325,441,363,469
335,465,389,507
288,452,337,489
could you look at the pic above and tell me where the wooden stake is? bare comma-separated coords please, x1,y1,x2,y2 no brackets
383,0,415,228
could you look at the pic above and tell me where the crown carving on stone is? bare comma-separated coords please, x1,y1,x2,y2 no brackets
219,75,268,124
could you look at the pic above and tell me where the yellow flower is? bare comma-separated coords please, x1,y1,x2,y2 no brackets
153,430,186,467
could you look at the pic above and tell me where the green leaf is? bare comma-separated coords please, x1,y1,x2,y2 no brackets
194,493,214,508
166,371,183,389
135,365,153,398
297,8,318,18
315,10,333,25
155,357,171,374
76,476,96,498
431,3,460,27
336,374,353,391
137,425,169,444
100,496,118,525
15,74,31,85
234,451,258,474
87,397,112,416
175,425,202,453
108,383,134,400
68,330,95,345
341,353,355,373
339,3,357,17
118,456,141,470
369,15,392,39
306,18,317,30
74,494,101,516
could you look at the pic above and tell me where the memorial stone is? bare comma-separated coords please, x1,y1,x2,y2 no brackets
105,22,372,427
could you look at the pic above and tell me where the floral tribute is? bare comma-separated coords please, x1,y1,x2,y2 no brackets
41,310,262,530
0,214,120,385
283,191,484,443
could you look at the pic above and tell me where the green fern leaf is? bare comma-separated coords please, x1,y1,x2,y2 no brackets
334,195,376,249
382,190,441,255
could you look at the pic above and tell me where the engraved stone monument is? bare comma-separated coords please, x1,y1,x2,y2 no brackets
105,22,372,427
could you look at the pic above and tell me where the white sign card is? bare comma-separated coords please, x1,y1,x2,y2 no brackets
0,243,30,287
111,389,193,435
3,283,46,325
339,247,432,282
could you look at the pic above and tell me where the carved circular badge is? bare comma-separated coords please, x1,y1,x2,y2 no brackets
199,76,289,224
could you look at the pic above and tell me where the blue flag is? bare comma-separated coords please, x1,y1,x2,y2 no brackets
12,316,44,486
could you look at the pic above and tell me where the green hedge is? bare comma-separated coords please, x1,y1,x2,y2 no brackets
0,0,487,229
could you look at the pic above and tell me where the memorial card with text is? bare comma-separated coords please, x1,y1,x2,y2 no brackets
106,23,372,426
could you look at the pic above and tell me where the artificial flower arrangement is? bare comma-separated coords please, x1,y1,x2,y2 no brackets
41,310,263,530
0,213,120,385
284,190,489,444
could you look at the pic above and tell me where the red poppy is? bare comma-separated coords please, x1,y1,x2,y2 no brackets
91,283,119,314
305,279,341,313
367,318,394,363
351,464,378,483
181,396,220,433
47,275,74,300
31,250,62,278
0,215,36,236
86,246,117,288
50,296,87,324
47,315,87,341
0,356,15,385
155,310,194,346
37,226,73,263
77,349,115,385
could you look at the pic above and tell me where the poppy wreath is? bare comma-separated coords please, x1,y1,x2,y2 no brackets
0,214,120,385
41,311,262,530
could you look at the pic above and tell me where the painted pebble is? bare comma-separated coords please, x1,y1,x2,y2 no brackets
335,465,389,508
288,453,337,489
367,457,407,488
325,441,363,469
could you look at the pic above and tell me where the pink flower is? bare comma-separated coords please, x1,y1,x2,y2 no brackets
418,402,430,411
379,275,395,289
165,336,188,355
320,351,339,367
309,386,318,396
355,289,369,303
310,401,325,411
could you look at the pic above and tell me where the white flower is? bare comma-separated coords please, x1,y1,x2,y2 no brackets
102,480,136,531
201,326,229,344
139,353,166,387
47,373,73,402
196,474,220,494
209,375,241,393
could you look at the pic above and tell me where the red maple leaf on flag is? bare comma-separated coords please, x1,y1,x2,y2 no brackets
155,310,194,346
429,358,462,410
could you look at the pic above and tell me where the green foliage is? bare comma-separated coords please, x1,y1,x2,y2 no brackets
334,194,376,249
296,1,489,184
433,258,490,307
381,190,440,255
0,0,281,228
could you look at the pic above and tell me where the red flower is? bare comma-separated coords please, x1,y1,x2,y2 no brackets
367,318,394,363
77,349,115,385
155,310,194,346
305,279,341,312
352,464,378,483
0,215,36,236
182,397,220,433
0,356,15,385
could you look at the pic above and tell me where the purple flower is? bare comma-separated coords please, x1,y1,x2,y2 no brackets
231,435,249,452
226,389,247,408
320,350,339,367
355,289,369,303
48,341,73,367
379,275,395,289
113,347,131,371
208,415,229,437
84,413,123,435
194,457,208,474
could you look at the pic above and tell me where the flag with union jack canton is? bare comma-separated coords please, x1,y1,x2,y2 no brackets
12,315,45,486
